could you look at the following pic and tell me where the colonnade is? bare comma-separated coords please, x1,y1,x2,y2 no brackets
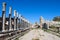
2,2,31,32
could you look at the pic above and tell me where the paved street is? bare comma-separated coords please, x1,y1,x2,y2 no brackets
19,29,60,40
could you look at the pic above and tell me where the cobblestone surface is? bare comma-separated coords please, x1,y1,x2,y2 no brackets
19,29,60,40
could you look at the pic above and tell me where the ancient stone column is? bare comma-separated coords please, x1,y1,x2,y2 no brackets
2,2,6,32
19,14,21,30
22,19,24,29
27,21,29,29
24,19,26,28
25,20,27,29
16,12,18,30
26,21,28,29
27,21,29,28
21,18,24,29
14,10,17,30
20,16,22,29
24,19,26,29
21,17,24,29
9,7,12,31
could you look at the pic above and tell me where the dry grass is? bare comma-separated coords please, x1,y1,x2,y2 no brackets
32,38,39,40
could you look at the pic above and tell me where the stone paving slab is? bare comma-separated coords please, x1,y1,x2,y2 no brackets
19,29,60,40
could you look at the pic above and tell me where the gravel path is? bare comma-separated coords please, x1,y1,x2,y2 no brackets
19,29,60,40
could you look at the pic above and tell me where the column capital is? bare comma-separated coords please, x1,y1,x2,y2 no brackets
9,7,12,14
17,12,18,17
14,10,17,16
2,2,6,11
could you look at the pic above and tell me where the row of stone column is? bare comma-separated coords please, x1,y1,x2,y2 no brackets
20,16,30,30
2,2,31,32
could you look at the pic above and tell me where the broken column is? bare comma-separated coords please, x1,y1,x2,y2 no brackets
9,7,12,31
2,2,6,32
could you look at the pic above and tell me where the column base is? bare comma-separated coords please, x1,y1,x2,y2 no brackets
9,29,13,31
2,30,6,32
14,29,16,31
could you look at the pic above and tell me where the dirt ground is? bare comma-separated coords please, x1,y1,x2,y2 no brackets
19,29,60,40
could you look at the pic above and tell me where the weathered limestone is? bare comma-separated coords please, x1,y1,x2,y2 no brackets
2,2,6,32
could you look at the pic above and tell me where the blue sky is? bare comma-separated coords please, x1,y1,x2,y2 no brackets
0,0,60,24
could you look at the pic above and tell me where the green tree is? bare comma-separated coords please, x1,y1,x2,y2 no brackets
53,16,60,21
